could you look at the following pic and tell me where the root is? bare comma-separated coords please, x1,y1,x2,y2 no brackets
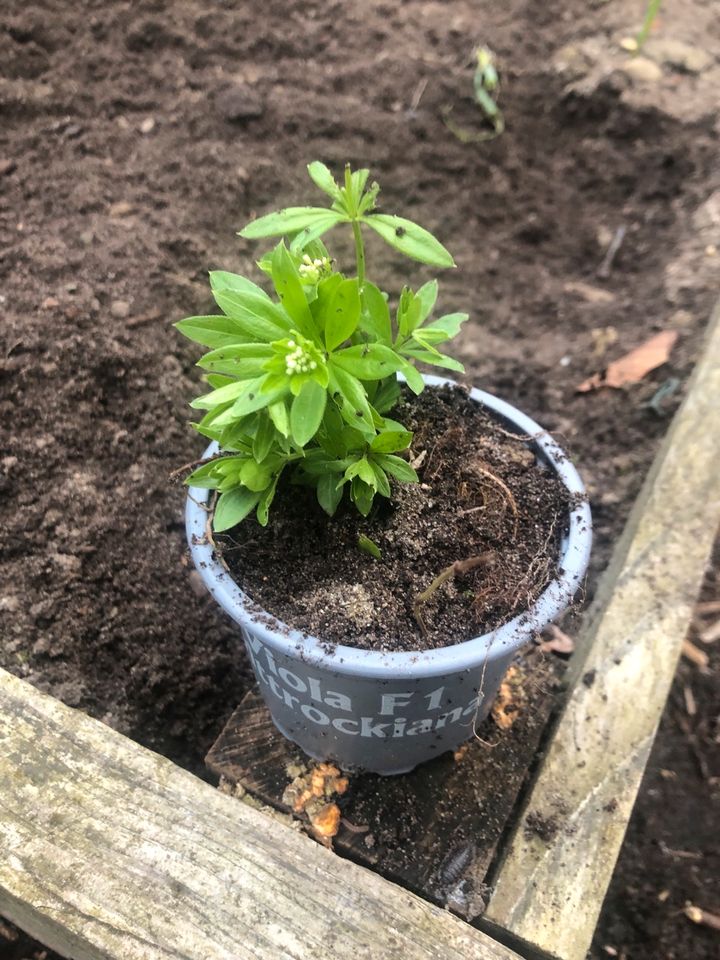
471,462,519,539
413,553,495,636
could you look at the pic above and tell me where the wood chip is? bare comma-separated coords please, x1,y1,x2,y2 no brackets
683,684,697,717
695,600,720,615
577,330,678,392
684,903,720,931
682,638,710,671
699,617,720,644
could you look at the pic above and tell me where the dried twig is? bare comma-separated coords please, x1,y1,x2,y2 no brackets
597,225,626,278
682,638,710,671
413,553,494,635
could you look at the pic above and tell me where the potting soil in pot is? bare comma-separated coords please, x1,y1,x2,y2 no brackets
217,384,574,652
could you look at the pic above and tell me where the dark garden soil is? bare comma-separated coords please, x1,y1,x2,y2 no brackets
218,385,572,651
1,0,719,957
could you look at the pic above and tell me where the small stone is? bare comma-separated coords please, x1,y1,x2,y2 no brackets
80,230,94,245
189,570,207,598
215,84,264,122
109,200,133,217
621,56,663,84
643,38,713,74
110,299,130,319
0,595,20,614
0,158,17,177
619,37,639,53
669,309,693,328
705,244,718,257
139,116,156,134
41,296,60,309
563,281,616,304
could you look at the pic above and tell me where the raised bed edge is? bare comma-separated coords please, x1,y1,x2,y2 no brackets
482,299,720,960
0,666,520,960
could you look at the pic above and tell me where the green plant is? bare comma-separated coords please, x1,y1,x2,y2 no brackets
177,163,468,531
444,46,504,144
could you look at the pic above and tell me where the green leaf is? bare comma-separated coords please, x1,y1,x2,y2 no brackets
307,161,342,201
372,378,401,414
416,280,438,324
370,427,413,453
421,312,469,342
374,454,419,484
209,272,270,299
316,473,344,516
268,400,290,437
239,207,341,239
213,289,291,342
212,377,288,424
190,378,253,410
397,358,425,395
290,379,327,446
184,459,227,489
324,277,361,351
198,344,274,378
175,315,250,349
363,214,455,268
289,217,340,252
359,282,392,345
358,534,381,559
402,347,465,373
351,476,375,516
331,343,405,381
328,366,375,437
256,474,280,526
253,413,276,462
213,488,261,532
239,459,272,492
370,461,391,497
397,287,422,339
270,242,316,337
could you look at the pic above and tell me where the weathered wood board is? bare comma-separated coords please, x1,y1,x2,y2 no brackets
0,665,522,960
483,301,720,960
206,652,563,920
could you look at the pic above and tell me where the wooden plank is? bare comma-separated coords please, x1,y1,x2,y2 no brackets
483,301,720,960
0,667,521,960
206,652,563,921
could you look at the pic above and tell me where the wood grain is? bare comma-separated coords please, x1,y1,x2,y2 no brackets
0,666,519,960
484,301,720,960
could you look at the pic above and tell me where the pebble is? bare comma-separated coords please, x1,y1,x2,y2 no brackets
139,116,156,134
41,296,60,309
109,200,133,217
0,158,17,177
110,299,130,319
215,84,264,122
621,56,663,84
0,596,20,614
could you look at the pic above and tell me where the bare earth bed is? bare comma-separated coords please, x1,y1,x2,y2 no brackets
1,0,718,957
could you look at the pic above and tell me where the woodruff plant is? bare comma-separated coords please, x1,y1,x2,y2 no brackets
178,163,468,531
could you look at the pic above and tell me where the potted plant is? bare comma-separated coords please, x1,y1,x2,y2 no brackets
179,163,591,775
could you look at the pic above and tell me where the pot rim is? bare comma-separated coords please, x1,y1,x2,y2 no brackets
186,375,592,679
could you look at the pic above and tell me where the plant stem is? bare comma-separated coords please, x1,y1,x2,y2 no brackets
636,0,662,50
352,219,366,290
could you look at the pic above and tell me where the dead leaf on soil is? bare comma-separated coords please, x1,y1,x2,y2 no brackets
537,624,576,655
577,330,678,392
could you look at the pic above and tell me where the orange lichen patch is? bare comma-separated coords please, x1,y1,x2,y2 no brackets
491,665,526,730
453,743,470,762
308,802,341,839
281,760,350,840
